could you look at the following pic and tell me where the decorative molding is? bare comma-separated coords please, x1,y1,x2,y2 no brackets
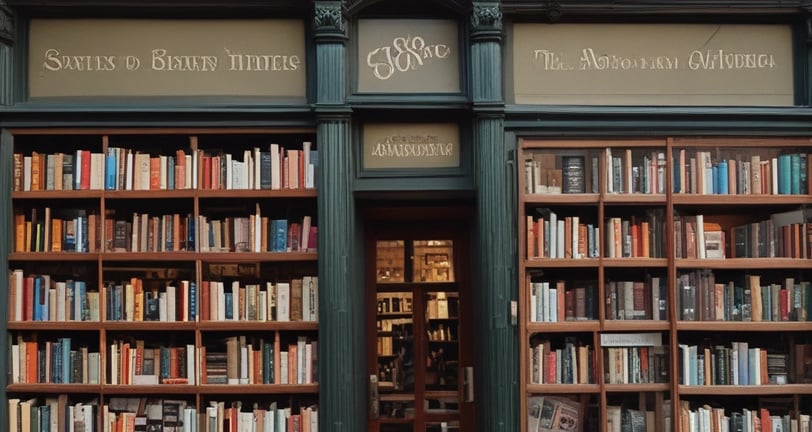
0,4,13,44
470,2,502,41
471,3,502,30
345,0,468,16
501,0,806,15
314,1,345,36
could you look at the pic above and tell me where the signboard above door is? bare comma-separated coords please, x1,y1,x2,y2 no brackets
357,19,460,94
28,19,306,100
510,24,793,106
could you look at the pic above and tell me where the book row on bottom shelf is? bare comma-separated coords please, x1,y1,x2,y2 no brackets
8,395,319,432
528,393,812,432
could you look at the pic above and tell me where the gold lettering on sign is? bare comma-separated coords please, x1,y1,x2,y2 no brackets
532,47,777,72
366,35,451,80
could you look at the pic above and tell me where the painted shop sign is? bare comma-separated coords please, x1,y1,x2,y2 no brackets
357,19,459,93
363,124,460,170
28,19,306,98
511,24,793,106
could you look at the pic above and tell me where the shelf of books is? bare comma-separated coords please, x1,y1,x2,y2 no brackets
6,128,320,432
520,137,812,432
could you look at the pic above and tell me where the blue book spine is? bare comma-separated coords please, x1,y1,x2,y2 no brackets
791,153,801,194
778,154,792,194
160,347,170,380
800,154,808,195
33,276,44,321
224,292,233,320
276,219,288,252
76,281,87,321
189,282,197,322
168,156,176,190
673,155,681,193
105,150,117,190
263,342,273,383
712,165,719,194
61,338,71,384
187,214,196,252
52,343,62,383
718,160,729,195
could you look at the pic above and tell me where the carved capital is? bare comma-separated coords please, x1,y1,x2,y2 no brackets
0,5,14,45
471,3,502,32
314,1,345,38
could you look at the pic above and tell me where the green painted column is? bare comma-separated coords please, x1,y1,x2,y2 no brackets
0,3,13,423
0,3,12,105
313,3,363,431
470,3,519,432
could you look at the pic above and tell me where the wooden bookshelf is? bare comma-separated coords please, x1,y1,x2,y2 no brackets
5,128,320,430
519,137,812,432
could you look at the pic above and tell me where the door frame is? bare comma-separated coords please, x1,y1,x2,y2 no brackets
362,205,475,432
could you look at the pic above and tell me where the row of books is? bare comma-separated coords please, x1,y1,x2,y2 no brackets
8,396,319,432
677,342,780,386
13,143,317,192
604,211,666,258
525,209,667,259
15,207,318,254
528,337,594,384
673,150,810,195
105,280,196,322
679,402,811,432
14,208,94,253
523,153,598,195
603,346,670,384
673,209,811,260
677,271,812,322
8,271,97,322
109,341,196,385
11,337,101,385
525,213,600,259
529,281,596,323
728,220,811,260
200,277,318,322
606,148,667,194
606,405,666,432
605,277,668,321
203,335,317,385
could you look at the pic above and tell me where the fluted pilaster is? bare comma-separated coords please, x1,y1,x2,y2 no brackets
314,2,360,430
471,3,518,432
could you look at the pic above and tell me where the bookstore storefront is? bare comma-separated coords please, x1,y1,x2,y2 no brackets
1,2,812,432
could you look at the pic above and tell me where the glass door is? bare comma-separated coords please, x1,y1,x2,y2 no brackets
367,225,473,432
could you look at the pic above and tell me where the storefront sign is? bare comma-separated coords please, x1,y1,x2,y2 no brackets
363,124,460,170
357,20,459,93
28,19,306,98
511,24,793,105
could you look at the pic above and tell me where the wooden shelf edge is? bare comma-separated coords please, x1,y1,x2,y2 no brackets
524,194,600,204
676,258,812,269
197,384,319,394
677,321,812,331
525,259,600,269
8,321,101,330
602,321,671,331
525,384,601,394
6,384,102,393
604,383,670,393
678,384,812,395
197,321,319,331
527,321,600,333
